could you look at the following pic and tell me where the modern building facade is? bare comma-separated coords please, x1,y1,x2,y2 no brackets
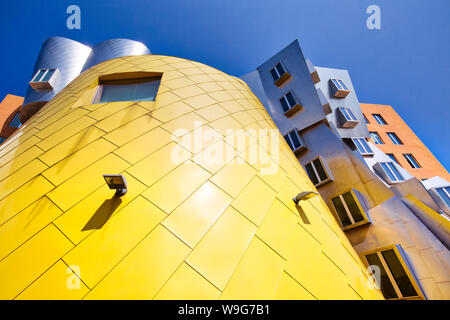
0,36,448,300
361,103,449,181
0,94,24,143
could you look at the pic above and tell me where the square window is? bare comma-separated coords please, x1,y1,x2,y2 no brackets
329,78,350,98
330,189,371,230
376,161,404,184
373,114,387,125
351,137,373,156
29,68,59,90
9,112,22,129
270,62,290,87
369,131,384,145
304,156,333,187
94,76,161,103
337,107,359,128
387,132,403,145
279,91,301,116
283,129,305,154
363,245,424,300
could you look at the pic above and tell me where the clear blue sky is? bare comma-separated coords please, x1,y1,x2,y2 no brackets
1,0,449,169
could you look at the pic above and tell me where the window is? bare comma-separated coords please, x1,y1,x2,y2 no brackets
380,162,404,183
351,137,373,155
304,156,333,187
386,153,399,164
369,132,384,144
372,114,387,125
9,112,22,129
363,245,424,300
95,76,161,103
283,129,305,153
403,154,420,169
337,107,359,128
331,189,371,230
329,79,350,98
279,91,301,116
29,68,59,90
270,62,290,86
435,187,450,207
0,137,5,145
387,132,403,145
363,114,370,124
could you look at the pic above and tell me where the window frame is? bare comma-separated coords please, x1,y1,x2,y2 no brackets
386,153,399,164
29,68,59,90
330,188,371,230
337,107,359,128
435,186,450,208
361,244,425,300
387,132,403,145
372,114,387,125
378,161,404,184
351,137,373,156
304,156,333,187
279,90,301,116
369,131,384,145
330,78,350,98
283,129,305,154
363,113,370,124
9,112,22,129
270,61,290,87
403,153,421,169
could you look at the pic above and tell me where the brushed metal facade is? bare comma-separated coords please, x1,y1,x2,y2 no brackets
23,37,92,106
81,38,151,72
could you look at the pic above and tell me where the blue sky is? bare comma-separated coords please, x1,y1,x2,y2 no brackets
1,0,449,169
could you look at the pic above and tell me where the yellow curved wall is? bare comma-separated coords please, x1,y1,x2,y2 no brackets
0,55,383,300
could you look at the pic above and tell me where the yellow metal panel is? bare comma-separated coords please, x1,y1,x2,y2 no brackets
114,127,173,164
142,160,210,213
35,108,90,140
0,135,41,159
164,77,195,90
0,146,43,181
15,260,89,300
155,91,181,108
210,158,256,198
176,124,223,155
47,153,129,211
155,263,221,300
195,104,229,122
220,237,285,299
161,112,206,137
209,115,243,133
196,82,223,92
54,172,147,244
186,206,257,290
162,181,232,247
0,196,62,260
0,224,73,299
192,139,236,174
231,176,276,226
172,84,206,99
94,104,149,133
189,74,214,84
39,126,105,167
36,116,97,151
63,196,165,288
103,115,161,147
42,139,116,186
207,90,234,103
184,93,217,109
88,101,135,121
84,225,190,299
0,159,48,201
232,111,256,126
274,272,316,300
151,101,193,123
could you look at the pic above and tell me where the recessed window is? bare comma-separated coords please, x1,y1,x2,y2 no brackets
403,154,420,169
363,114,370,124
0,137,6,145
387,132,403,145
9,112,22,129
386,153,399,164
29,68,59,90
435,187,450,207
373,114,387,125
283,129,305,154
304,156,333,187
270,62,290,87
379,161,404,183
370,132,384,144
95,76,161,103
351,137,373,155
337,107,359,128
331,189,371,230
279,91,301,116
330,79,350,98
363,245,424,300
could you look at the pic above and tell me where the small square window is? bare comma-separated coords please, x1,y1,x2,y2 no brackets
351,137,373,156
29,68,59,90
94,76,161,103
387,132,403,145
330,189,371,230
363,245,425,300
283,129,306,154
270,62,290,87
373,114,387,125
337,107,359,128
279,91,301,116
403,154,420,168
329,79,350,98
304,156,333,187
369,132,384,145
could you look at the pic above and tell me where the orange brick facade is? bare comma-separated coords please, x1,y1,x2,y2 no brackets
361,103,449,181
0,94,24,139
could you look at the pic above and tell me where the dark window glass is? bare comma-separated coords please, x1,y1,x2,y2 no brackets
313,159,328,182
42,69,55,82
32,69,46,82
332,79,342,90
283,134,293,150
270,68,279,81
0,137,5,145
403,154,420,168
373,114,387,125
9,113,22,128
387,153,398,164
381,249,418,298
99,77,161,103
338,79,348,90
436,188,450,207
289,131,301,149
342,191,364,223
275,63,285,77
286,92,296,107
365,253,398,299
331,196,352,227
364,114,370,124
305,163,319,185
280,97,289,112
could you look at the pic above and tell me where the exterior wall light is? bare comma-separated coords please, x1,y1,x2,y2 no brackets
103,174,127,196
293,191,319,204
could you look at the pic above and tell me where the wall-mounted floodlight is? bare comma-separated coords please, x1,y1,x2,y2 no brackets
103,174,127,196
293,191,319,205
